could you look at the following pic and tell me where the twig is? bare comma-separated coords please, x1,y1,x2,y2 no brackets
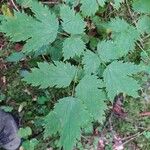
71,64,80,96
122,127,150,146
100,109,113,135
137,127,150,130
143,34,150,41
58,32,69,37
125,0,145,48
122,132,140,141
139,111,150,117
81,134,89,140
122,131,145,146
42,55,49,63
109,113,116,140
125,0,136,24
136,41,150,61
10,0,19,11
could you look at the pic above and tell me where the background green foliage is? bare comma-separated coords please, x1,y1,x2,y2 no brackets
0,0,150,149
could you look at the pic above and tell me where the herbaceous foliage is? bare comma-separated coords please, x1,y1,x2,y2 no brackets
1,0,150,149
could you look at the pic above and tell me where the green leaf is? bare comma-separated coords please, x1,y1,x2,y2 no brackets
44,97,89,150
60,5,85,34
44,112,61,138
113,0,124,9
22,139,38,150
80,0,107,16
140,62,150,75
97,37,140,62
63,36,86,60
18,127,32,138
0,106,13,112
76,75,107,122
0,1,58,53
0,93,5,102
89,37,99,50
82,50,101,74
23,62,77,88
0,15,4,21
106,18,140,58
97,40,120,62
103,61,141,100
65,0,79,6
6,52,25,62
48,40,63,61
143,131,150,139
132,0,150,13
37,96,49,105
16,0,33,7
97,0,107,7
80,0,99,16
108,17,128,32
137,16,150,34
